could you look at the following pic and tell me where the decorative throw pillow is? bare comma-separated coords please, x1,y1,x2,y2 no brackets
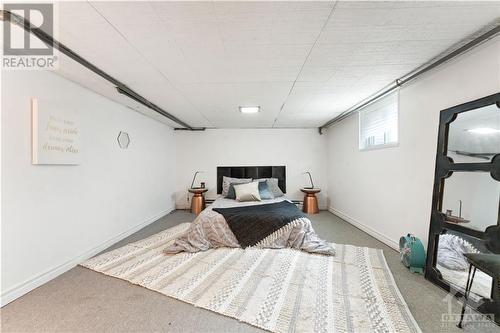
222,176,251,197
233,182,261,202
255,178,284,197
257,180,274,200
226,183,242,199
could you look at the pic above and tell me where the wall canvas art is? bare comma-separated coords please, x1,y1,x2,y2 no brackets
32,98,82,165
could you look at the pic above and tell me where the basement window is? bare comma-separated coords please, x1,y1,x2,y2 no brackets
359,91,399,150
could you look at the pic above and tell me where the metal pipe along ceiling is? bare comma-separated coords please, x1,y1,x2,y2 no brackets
318,22,500,134
1,10,203,131
3,9,499,132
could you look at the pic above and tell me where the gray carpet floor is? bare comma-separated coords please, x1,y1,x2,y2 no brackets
1,211,499,333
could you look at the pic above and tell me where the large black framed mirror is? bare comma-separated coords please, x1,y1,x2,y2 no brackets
426,92,500,325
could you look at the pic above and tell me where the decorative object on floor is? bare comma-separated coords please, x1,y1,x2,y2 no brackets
31,98,81,165
303,171,315,189
82,224,421,333
300,188,320,214
188,187,208,215
458,224,500,328
117,131,130,149
399,234,425,274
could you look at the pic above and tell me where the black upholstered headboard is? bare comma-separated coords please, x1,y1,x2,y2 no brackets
217,166,286,194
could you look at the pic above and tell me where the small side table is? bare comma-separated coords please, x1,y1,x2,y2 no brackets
300,188,320,214
188,188,208,215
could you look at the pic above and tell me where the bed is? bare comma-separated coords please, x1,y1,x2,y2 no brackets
82,168,422,332
165,166,335,256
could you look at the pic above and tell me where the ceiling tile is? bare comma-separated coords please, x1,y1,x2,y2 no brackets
53,1,500,128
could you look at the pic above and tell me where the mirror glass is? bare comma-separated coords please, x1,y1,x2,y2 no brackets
447,103,500,163
436,232,493,301
441,172,499,231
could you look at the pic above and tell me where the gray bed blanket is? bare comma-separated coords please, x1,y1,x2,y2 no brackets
212,201,306,247
164,197,335,256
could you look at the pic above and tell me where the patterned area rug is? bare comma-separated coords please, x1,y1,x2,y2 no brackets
81,223,421,333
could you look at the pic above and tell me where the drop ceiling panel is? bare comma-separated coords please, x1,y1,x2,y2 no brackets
176,82,292,128
55,66,182,128
128,83,213,127
331,1,499,27
275,80,394,128
51,1,500,129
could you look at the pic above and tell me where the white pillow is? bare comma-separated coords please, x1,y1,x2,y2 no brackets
233,182,261,202
222,176,251,196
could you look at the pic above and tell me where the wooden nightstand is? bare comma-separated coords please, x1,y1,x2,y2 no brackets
188,188,208,215
300,188,320,214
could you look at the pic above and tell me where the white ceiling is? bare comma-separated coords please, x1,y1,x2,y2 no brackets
52,1,500,128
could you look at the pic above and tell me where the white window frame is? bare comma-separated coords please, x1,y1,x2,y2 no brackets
358,90,400,151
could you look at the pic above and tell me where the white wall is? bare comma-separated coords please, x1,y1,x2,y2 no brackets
175,128,328,209
1,70,176,305
326,37,500,250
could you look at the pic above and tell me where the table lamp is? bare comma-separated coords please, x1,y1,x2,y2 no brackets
303,171,315,189
190,171,204,189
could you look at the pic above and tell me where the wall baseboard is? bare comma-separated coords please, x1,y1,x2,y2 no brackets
329,207,399,251
0,207,173,307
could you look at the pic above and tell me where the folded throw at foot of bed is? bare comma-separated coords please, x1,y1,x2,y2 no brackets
213,201,305,247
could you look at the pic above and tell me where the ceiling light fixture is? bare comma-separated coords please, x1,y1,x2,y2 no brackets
467,127,500,134
239,106,260,114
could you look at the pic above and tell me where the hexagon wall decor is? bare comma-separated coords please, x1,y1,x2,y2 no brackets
117,131,130,149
